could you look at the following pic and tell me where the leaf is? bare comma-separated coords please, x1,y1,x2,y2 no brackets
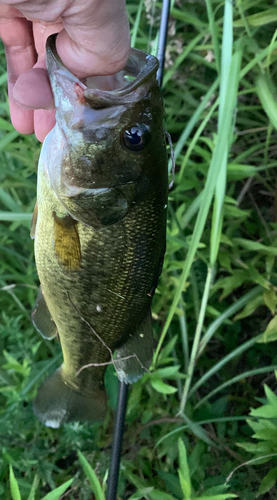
234,294,264,321
178,470,191,500
9,466,21,500
233,237,277,256
41,479,74,500
249,404,277,420
27,475,39,500
78,450,105,500
150,378,177,394
203,484,234,496
129,487,154,500
252,427,277,442
227,163,257,180
178,439,191,498
213,271,247,299
263,287,277,315
154,365,185,379
127,379,143,414
192,495,237,500
218,251,231,272
149,490,177,500
256,75,277,131
158,336,178,361
258,316,277,343
223,204,250,219
258,466,277,496
234,8,277,27
264,384,277,407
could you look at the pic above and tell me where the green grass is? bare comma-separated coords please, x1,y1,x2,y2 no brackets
1,0,277,498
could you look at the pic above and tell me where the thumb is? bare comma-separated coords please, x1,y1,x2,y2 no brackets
56,1,130,78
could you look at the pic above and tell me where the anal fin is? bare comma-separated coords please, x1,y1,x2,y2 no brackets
32,286,57,340
115,311,153,384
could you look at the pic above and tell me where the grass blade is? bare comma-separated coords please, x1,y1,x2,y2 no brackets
189,335,261,398
0,212,32,221
41,479,73,500
9,466,21,500
78,450,105,500
194,365,277,409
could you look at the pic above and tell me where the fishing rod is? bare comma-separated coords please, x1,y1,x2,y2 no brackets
106,1,171,498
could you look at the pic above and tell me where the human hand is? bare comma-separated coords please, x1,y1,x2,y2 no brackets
0,0,130,141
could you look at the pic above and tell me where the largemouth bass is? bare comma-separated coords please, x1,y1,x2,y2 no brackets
31,34,168,428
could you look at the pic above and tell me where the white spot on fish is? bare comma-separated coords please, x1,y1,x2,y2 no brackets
96,304,102,313
164,204,167,209
140,333,144,338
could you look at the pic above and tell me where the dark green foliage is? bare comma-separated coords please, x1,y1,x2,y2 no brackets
1,0,277,498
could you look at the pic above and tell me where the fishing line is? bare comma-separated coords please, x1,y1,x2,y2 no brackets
68,293,147,377
106,1,171,499
146,0,157,55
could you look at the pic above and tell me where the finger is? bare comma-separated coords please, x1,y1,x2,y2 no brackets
0,1,63,23
34,109,56,142
0,15,36,133
13,68,54,109
8,93,34,134
10,21,63,112
0,4,24,19
56,0,130,78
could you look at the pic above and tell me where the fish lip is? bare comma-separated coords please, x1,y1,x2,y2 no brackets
46,34,159,107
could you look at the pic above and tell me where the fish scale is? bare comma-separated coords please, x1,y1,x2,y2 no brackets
31,34,168,427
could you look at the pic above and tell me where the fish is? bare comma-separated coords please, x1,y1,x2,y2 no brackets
31,34,168,428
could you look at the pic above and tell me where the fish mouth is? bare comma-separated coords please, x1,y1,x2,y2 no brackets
46,34,159,108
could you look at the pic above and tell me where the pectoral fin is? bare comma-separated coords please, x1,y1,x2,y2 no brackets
53,212,81,271
115,311,153,383
32,286,57,340
30,201,38,239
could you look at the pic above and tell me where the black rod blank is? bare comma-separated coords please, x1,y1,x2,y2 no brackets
156,0,171,86
106,381,128,500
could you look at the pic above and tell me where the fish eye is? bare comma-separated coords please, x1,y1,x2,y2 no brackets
123,126,146,151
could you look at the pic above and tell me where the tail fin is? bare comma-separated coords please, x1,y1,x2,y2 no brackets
33,367,107,428
115,311,153,384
